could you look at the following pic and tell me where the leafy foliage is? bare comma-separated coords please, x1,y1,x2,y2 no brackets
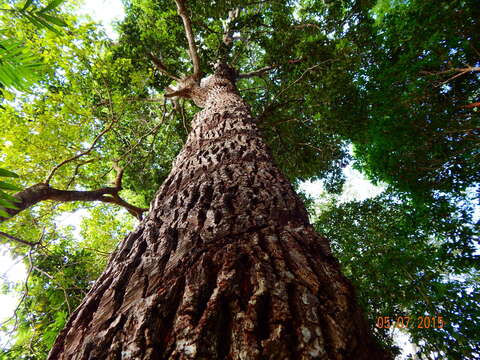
0,36,42,94
315,193,479,359
0,203,133,359
351,0,480,200
0,0,68,102
0,232,123,359
0,168,20,218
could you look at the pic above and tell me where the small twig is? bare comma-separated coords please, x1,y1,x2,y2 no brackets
271,117,311,127
180,99,188,133
45,117,117,184
238,59,303,79
32,265,53,279
239,86,264,92
238,65,276,79
126,97,165,103
470,43,480,58
0,231,41,247
113,100,169,165
148,52,180,81
299,142,324,154
65,159,96,190
437,66,479,86
32,266,72,314
79,246,111,256
274,63,322,101
420,65,480,86
62,287,72,314
293,23,321,30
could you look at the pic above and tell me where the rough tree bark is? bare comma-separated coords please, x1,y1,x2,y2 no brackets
48,65,389,360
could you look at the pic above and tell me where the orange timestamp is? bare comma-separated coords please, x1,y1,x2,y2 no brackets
376,316,445,329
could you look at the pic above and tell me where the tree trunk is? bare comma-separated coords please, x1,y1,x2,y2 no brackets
48,65,389,360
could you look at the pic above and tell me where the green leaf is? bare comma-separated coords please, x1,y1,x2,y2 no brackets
23,13,46,30
26,14,62,34
0,168,19,178
37,13,68,27
0,208,10,218
0,198,19,209
0,190,18,202
22,0,34,11
0,180,22,191
40,0,65,13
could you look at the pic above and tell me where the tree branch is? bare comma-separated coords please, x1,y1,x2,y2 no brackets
1,166,148,223
99,194,147,219
238,59,303,79
420,65,480,86
66,159,95,189
148,52,180,81
222,8,240,46
45,117,117,184
238,65,276,79
114,101,170,165
273,63,322,101
174,0,202,80
0,231,40,247
32,265,72,314
112,161,124,189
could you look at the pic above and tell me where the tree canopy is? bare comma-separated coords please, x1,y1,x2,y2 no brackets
0,0,478,359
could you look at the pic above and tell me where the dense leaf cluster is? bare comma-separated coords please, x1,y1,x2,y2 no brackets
352,0,480,199
316,193,479,359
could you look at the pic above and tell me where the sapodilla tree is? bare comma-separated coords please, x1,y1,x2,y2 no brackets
48,1,388,359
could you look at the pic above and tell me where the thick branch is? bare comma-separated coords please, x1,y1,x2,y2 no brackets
174,0,202,80
0,182,148,223
99,194,146,219
462,101,480,109
222,8,240,46
112,161,124,189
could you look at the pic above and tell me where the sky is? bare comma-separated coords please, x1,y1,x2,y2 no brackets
0,0,417,357
78,0,125,39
